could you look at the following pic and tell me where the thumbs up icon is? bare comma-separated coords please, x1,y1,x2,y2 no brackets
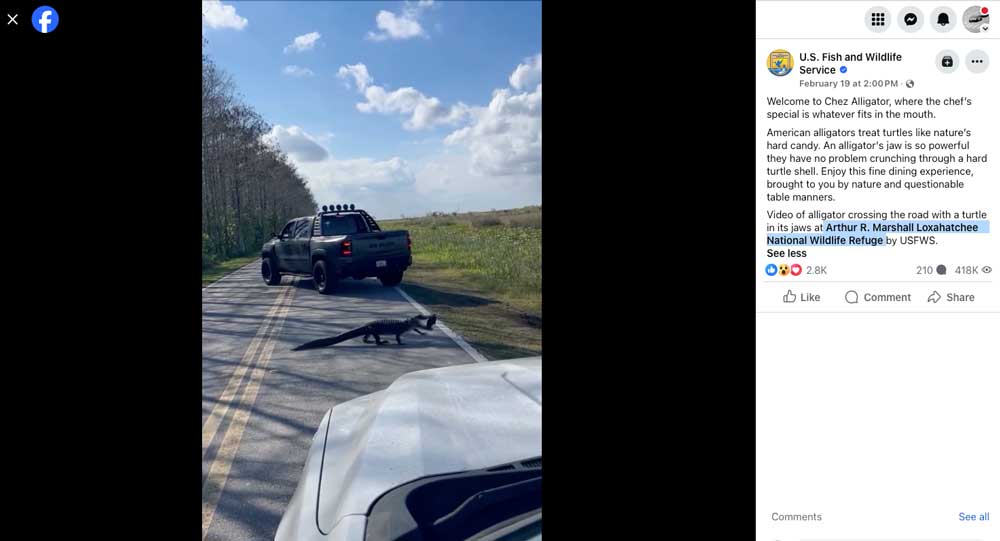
783,290,796,303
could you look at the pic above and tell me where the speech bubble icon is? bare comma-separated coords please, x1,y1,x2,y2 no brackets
845,290,859,304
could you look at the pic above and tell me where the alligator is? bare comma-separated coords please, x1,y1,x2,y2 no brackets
292,314,437,351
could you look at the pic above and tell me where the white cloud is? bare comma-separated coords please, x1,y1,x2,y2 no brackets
301,157,415,189
284,31,322,53
366,10,423,41
307,53,541,216
337,63,373,92
263,125,416,214
509,53,542,90
360,86,470,131
443,81,541,176
304,152,537,220
282,65,315,78
409,152,541,214
263,125,329,163
202,1,247,30
295,155,418,215
269,131,538,219
340,63,469,130
366,1,436,41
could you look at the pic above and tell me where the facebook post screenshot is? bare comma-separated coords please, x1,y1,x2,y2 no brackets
9,0,542,539
757,1,998,540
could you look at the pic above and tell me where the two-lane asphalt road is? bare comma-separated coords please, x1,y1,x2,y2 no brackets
202,261,478,540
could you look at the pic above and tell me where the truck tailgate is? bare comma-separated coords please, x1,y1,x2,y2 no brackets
349,230,408,260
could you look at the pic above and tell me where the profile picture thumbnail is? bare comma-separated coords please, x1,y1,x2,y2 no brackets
768,49,793,76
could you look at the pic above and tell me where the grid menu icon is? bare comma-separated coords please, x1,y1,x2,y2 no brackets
866,6,891,32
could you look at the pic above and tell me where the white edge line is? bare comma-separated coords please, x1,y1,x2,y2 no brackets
202,258,262,291
395,286,489,364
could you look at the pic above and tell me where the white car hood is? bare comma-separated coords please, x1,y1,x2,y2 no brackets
276,357,541,541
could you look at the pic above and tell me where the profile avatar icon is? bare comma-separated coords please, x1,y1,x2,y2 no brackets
963,6,989,32
767,49,793,76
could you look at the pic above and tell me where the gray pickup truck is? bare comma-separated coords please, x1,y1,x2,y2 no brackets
261,206,412,294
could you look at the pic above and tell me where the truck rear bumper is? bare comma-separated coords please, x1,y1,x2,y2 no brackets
335,254,411,277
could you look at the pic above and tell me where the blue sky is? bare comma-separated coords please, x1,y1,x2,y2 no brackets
202,1,542,219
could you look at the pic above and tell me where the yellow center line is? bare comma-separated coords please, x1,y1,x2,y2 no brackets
202,284,293,460
202,279,296,539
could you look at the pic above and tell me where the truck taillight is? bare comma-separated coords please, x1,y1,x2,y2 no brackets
407,234,412,251
341,240,352,256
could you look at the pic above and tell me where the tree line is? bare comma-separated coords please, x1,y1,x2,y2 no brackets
203,48,316,267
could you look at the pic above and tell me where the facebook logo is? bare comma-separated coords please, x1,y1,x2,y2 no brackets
31,6,59,34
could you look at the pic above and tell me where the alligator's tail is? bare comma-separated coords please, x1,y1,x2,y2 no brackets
292,327,367,351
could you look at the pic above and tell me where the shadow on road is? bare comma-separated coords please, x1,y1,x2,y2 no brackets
291,277,399,299
399,283,498,308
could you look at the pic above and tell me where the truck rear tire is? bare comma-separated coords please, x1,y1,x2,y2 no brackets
262,257,281,285
378,270,404,287
313,260,338,294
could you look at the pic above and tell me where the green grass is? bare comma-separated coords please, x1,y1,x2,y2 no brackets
382,207,541,360
202,255,259,286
